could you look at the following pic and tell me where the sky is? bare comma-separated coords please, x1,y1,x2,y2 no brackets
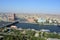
0,0,60,14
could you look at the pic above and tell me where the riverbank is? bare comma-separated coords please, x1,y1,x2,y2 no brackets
35,22,60,26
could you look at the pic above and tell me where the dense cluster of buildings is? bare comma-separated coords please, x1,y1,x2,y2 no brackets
0,13,16,22
37,17,58,24
0,13,60,24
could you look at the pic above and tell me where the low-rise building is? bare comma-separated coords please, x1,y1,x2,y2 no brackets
37,18,46,23
49,20,52,23
35,32,39,37
11,25,17,29
27,18,35,23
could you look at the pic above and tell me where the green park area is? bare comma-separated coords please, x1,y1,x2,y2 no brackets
0,27,60,40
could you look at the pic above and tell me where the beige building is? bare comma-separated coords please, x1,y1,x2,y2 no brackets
27,18,35,23
7,14,15,22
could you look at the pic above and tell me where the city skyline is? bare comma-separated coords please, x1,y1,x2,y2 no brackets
0,0,60,14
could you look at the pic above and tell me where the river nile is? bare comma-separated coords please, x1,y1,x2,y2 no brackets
15,23,60,33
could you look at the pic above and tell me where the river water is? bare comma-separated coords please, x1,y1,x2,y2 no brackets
15,23,60,33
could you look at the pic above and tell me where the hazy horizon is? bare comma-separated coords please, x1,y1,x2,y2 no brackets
0,0,60,14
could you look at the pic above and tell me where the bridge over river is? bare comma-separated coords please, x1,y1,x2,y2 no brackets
0,21,19,28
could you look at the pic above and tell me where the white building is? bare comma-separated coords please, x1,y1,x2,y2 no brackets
37,18,46,23
49,20,52,23
35,32,39,37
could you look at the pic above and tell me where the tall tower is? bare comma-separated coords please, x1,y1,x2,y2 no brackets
14,13,16,20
